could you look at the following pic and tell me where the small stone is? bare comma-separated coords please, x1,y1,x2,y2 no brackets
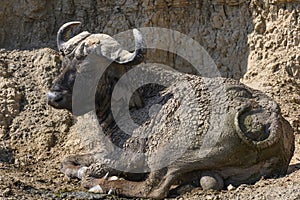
227,184,236,191
200,172,224,191
88,185,104,193
206,195,213,200
108,176,119,181
212,14,223,29
77,166,88,179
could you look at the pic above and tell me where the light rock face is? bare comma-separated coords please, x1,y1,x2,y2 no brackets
0,54,21,138
0,77,21,138
0,0,272,78
1,1,298,81
1,1,299,109
0,49,73,162
242,1,300,134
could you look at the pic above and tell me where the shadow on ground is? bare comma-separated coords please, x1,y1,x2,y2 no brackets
288,162,300,174
0,145,14,164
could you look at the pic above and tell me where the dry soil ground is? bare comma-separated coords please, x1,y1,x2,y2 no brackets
0,48,299,199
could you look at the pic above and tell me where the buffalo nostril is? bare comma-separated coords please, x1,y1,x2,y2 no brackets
47,91,64,103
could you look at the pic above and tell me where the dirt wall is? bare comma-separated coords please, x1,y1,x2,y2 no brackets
1,0,254,78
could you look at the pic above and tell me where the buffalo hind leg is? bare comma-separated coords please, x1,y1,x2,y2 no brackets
147,169,178,199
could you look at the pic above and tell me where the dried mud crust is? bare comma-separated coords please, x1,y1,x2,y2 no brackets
0,48,81,199
242,0,300,135
0,48,299,199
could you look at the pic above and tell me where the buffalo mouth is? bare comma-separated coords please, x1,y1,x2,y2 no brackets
46,91,72,111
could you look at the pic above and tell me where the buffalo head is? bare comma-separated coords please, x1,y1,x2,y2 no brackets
47,21,145,112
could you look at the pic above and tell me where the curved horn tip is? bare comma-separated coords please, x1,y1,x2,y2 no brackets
62,21,81,27
133,28,146,55
57,21,82,52
58,21,82,32
133,29,142,40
